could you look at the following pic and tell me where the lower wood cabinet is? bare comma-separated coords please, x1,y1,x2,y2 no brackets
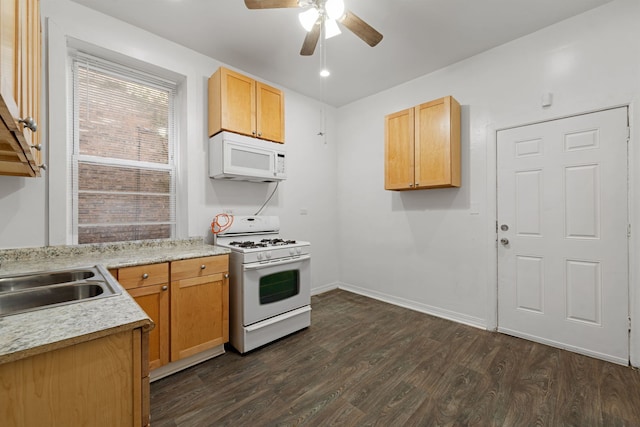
0,328,149,426
112,254,229,373
114,263,170,370
170,256,230,361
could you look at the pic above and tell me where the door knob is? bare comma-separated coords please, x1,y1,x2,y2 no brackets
500,238,509,245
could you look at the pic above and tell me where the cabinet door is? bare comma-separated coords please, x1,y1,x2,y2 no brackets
0,0,39,177
118,263,169,372
0,329,142,426
170,271,229,361
22,0,40,164
128,284,170,370
415,96,460,188
256,81,284,143
218,67,256,138
384,107,415,190
0,0,19,119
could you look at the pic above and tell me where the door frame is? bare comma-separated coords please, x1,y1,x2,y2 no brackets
486,103,636,366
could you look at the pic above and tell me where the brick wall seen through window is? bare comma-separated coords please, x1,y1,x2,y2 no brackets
70,53,176,244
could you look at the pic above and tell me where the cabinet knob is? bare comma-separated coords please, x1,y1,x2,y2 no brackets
252,131,256,136
142,273,149,279
224,273,229,279
18,116,37,132
258,132,262,137
409,183,414,188
162,285,168,291
31,143,42,151
200,264,206,270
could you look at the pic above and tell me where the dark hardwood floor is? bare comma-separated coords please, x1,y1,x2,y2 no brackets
151,289,640,426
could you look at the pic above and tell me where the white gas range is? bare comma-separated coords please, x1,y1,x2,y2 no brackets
215,216,311,353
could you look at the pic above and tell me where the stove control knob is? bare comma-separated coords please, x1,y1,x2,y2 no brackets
266,251,272,259
289,248,295,256
257,253,264,261
296,247,302,254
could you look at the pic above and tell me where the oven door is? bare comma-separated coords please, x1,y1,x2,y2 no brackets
242,255,311,326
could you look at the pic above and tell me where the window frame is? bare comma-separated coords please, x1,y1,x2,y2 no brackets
68,49,179,245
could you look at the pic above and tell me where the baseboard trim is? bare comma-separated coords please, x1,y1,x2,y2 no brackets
336,282,487,330
311,282,339,296
150,344,226,382
498,326,629,366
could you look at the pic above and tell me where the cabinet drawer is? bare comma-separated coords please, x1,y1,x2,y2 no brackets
171,255,229,281
118,263,169,289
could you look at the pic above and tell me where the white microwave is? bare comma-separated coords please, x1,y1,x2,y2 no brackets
209,132,286,182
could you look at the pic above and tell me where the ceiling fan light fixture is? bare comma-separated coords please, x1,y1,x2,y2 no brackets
324,18,341,39
299,7,319,31
325,0,345,20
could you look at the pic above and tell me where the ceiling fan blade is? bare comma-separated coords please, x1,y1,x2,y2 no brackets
244,0,300,9
300,19,321,56
340,10,383,47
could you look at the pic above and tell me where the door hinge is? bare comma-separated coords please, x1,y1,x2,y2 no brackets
496,220,498,233
628,126,631,140
628,224,632,238
629,316,632,332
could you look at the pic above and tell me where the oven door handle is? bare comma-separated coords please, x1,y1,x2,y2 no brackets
245,306,312,332
244,254,311,270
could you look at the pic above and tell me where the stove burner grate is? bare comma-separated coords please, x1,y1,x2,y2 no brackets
260,238,297,246
229,241,268,249
226,238,298,250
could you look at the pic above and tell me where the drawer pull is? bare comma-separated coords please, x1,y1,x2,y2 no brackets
162,285,168,291
142,273,149,279
18,116,37,132
200,265,206,270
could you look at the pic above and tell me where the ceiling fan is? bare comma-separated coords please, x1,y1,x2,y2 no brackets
244,0,383,56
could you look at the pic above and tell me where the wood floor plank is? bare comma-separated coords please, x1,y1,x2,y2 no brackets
150,289,640,426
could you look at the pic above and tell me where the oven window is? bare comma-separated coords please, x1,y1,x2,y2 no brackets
260,270,300,304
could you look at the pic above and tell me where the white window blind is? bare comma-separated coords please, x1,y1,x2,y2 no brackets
69,51,177,244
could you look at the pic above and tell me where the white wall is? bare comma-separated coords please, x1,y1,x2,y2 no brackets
336,0,640,362
0,0,340,292
2,0,640,363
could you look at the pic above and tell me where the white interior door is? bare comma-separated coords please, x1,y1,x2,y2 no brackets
497,107,629,365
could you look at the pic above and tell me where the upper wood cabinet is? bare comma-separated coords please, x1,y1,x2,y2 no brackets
385,96,460,190
0,0,42,177
208,66,285,143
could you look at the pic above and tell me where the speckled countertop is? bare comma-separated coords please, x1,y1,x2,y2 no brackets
0,238,230,364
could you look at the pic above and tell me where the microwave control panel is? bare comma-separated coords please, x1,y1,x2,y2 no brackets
276,153,286,174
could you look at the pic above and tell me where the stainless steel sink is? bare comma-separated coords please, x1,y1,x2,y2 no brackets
0,266,121,317
0,269,96,292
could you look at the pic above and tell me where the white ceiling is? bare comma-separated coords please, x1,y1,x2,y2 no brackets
69,0,614,107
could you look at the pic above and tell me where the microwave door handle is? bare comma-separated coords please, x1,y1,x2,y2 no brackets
244,254,311,271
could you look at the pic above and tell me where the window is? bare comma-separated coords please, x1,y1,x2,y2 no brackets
69,51,177,244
